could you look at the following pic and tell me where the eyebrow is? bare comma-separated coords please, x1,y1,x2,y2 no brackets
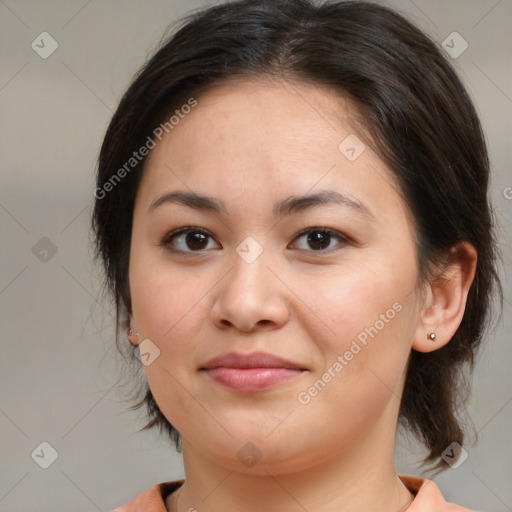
147,189,375,220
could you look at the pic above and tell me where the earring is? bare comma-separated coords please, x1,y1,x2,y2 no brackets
427,332,436,342
127,327,139,346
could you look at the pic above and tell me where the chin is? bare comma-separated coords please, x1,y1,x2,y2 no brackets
193,431,318,475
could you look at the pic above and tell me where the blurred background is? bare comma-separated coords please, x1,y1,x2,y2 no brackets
1,0,511,510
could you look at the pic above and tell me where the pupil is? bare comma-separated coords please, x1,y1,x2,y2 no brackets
186,232,207,249
308,231,330,250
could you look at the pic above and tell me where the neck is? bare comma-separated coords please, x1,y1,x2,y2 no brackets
166,414,415,512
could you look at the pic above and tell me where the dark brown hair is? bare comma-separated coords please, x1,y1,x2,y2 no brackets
91,0,503,471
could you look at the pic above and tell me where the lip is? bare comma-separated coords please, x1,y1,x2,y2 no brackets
199,351,307,392
201,351,306,370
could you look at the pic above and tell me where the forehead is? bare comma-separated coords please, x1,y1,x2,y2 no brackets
154,77,365,159
142,79,362,181
136,78,409,228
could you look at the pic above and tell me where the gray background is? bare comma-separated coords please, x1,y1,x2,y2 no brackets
1,0,511,510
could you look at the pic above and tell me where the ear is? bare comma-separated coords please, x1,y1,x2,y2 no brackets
412,241,477,353
127,313,140,347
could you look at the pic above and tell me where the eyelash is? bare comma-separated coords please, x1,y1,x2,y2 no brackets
159,226,350,254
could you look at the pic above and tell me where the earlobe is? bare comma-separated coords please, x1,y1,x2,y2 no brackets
412,241,477,354
127,314,140,346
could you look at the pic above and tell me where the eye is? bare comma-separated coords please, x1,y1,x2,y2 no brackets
289,227,349,252
160,226,349,254
160,226,221,253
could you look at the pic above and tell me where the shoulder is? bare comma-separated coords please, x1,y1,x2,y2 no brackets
399,474,477,512
112,479,184,512
112,475,477,512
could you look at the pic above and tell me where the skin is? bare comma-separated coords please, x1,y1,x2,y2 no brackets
127,78,477,511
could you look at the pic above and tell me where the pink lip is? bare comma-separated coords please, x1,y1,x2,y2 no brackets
200,351,307,392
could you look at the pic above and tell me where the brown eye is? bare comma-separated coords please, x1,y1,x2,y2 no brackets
290,228,348,252
184,232,208,250
306,231,331,250
161,227,220,252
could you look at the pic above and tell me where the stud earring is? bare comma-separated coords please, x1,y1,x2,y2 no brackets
127,327,139,346
427,332,436,342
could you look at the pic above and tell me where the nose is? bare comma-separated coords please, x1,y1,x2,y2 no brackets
210,248,290,333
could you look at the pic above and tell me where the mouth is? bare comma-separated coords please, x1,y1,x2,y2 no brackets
199,351,308,392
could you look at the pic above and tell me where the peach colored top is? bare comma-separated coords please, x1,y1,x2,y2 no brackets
112,474,477,511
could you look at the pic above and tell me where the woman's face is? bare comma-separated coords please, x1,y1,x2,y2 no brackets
129,79,425,474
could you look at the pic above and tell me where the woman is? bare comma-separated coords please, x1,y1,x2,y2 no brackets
91,1,502,510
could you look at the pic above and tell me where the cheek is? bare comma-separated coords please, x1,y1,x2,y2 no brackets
294,257,416,405
130,248,210,341
298,259,413,352
129,258,210,431
128,249,225,383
